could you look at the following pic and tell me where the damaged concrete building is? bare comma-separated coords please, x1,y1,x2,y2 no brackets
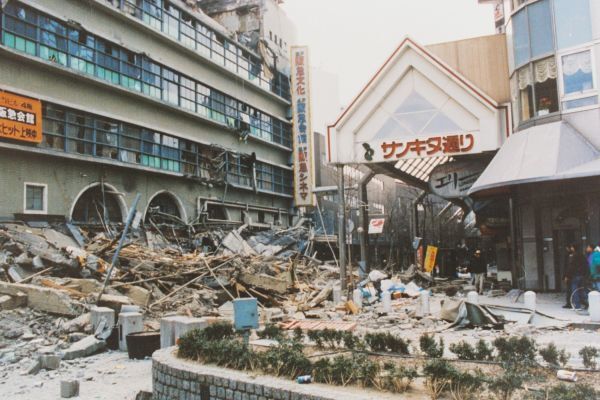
0,0,296,227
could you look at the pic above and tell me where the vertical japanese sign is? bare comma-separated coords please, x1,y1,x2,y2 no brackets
0,91,42,143
290,46,315,207
424,245,438,273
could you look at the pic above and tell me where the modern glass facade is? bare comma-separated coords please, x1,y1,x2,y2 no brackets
40,102,293,196
0,2,293,148
506,0,597,126
111,0,291,100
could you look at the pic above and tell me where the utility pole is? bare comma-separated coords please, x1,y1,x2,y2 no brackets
337,165,347,291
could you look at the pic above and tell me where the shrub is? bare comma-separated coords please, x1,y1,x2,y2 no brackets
539,343,569,367
293,327,303,342
449,340,494,361
257,324,284,340
379,362,418,393
423,359,456,400
259,340,312,378
420,334,444,358
449,370,485,400
526,383,599,400
487,368,526,400
493,336,537,367
579,346,599,370
365,332,410,355
201,321,235,341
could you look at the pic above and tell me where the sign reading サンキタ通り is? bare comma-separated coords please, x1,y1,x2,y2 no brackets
290,46,315,207
0,91,42,144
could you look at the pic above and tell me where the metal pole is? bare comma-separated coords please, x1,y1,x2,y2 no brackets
337,166,347,291
358,171,375,279
97,193,141,304
508,195,518,289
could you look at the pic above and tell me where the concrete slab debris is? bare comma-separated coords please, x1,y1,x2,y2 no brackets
61,335,106,360
60,379,79,398
0,281,80,316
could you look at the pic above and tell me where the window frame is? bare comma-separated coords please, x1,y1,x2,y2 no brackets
23,182,48,214
557,46,598,112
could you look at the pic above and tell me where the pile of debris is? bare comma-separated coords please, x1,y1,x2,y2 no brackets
0,222,339,319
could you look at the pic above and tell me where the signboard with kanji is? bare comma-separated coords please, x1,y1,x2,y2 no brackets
0,91,42,143
428,160,486,199
368,218,385,234
290,46,315,207
424,245,438,273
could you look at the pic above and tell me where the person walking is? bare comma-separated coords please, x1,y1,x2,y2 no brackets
564,244,589,311
589,243,600,291
469,249,486,295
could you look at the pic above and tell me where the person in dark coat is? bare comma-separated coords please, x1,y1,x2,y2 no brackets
468,249,486,295
564,244,590,310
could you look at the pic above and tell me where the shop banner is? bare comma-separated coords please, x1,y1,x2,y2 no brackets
0,91,42,143
290,46,315,207
368,218,385,234
424,245,438,273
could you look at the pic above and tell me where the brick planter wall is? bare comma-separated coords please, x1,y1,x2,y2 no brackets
152,347,415,400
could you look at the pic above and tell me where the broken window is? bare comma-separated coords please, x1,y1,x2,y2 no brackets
206,203,227,221
145,192,181,224
72,185,123,224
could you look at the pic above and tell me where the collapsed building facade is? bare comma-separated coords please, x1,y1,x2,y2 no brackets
0,0,295,228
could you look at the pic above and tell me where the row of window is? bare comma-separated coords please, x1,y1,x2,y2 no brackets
38,102,293,196
509,0,593,68
507,0,598,125
0,3,292,148
108,0,291,100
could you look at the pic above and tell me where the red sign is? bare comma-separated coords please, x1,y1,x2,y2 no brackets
381,133,474,160
368,218,385,234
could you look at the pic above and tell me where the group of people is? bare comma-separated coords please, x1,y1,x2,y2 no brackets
564,243,600,310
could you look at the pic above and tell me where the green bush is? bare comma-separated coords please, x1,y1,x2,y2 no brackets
201,321,235,341
449,340,494,361
257,324,284,340
379,362,418,393
487,368,526,400
365,332,411,355
539,343,569,367
423,359,457,400
420,334,444,358
259,340,312,378
540,383,598,400
579,346,599,370
312,353,380,388
449,370,484,400
493,336,537,367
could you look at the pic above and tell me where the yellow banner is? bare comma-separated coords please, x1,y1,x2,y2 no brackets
0,91,42,143
424,245,438,273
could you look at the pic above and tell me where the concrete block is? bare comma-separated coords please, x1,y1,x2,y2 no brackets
160,316,185,349
39,354,61,370
118,312,143,351
90,306,115,331
23,358,41,375
122,286,150,307
121,305,141,313
0,292,27,310
61,335,106,360
173,317,209,344
60,380,79,398
0,281,80,316
97,294,132,312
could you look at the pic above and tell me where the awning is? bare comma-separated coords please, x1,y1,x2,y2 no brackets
469,121,599,196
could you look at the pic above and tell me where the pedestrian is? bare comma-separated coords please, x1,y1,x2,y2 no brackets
564,244,589,311
588,243,600,292
469,249,486,295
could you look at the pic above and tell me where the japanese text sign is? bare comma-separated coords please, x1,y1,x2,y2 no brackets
290,46,315,207
428,160,486,199
368,218,385,234
424,245,438,273
0,91,42,144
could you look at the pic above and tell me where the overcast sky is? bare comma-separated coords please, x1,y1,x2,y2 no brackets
280,0,496,108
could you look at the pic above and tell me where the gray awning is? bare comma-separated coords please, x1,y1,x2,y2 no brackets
469,121,599,196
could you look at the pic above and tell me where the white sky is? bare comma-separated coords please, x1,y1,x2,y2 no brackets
280,0,496,108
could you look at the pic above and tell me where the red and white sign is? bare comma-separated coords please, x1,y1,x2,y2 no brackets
368,218,385,234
